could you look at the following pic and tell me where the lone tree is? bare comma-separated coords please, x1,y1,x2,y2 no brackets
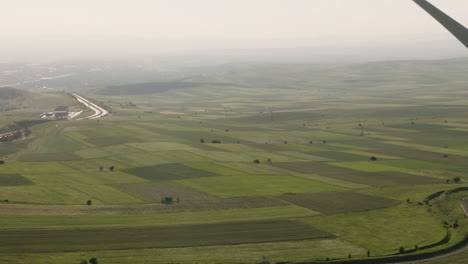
89,258,98,264
109,165,115,172
370,156,377,161
200,138,205,143
211,140,221,144
399,246,405,254
253,159,260,164
0,160,5,165
99,166,103,172
86,200,92,206
453,177,461,183
259,256,270,264
161,197,174,204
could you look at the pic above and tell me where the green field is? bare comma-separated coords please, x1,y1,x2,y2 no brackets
279,191,400,214
0,220,332,253
1,58,468,263
178,174,345,197
0,174,33,186
124,163,217,181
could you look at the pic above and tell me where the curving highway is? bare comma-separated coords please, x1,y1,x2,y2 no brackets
72,93,109,120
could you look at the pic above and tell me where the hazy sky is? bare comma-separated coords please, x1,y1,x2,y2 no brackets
1,0,467,61
2,0,467,39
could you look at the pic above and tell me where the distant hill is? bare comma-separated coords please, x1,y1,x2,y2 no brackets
0,87,29,112
95,58,468,95
97,81,242,95
181,57,468,90
0,87,25,100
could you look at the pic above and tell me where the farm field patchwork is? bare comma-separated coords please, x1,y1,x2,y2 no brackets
1,59,468,264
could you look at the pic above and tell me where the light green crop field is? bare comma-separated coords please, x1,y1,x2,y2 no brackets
0,59,468,264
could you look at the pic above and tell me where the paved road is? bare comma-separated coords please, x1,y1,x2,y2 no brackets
72,93,109,120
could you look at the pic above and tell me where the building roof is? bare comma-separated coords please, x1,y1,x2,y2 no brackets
54,106,69,111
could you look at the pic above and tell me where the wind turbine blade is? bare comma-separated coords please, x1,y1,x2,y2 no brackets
413,0,468,48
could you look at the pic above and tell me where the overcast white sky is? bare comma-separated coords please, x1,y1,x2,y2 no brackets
2,0,467,38
1,0,467,60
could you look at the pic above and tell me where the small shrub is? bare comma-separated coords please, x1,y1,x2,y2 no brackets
259,256,270,264
399,246,405,254
211,140,221,144
253,159,260,164
161,197,174,204
86,200,92,206
109,165,115,171
89,258,98,264
453,177,461,183
200,138,205,143
370,156,377,161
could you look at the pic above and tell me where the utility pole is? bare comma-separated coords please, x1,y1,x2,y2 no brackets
269,107,274,122
358,120,366,136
